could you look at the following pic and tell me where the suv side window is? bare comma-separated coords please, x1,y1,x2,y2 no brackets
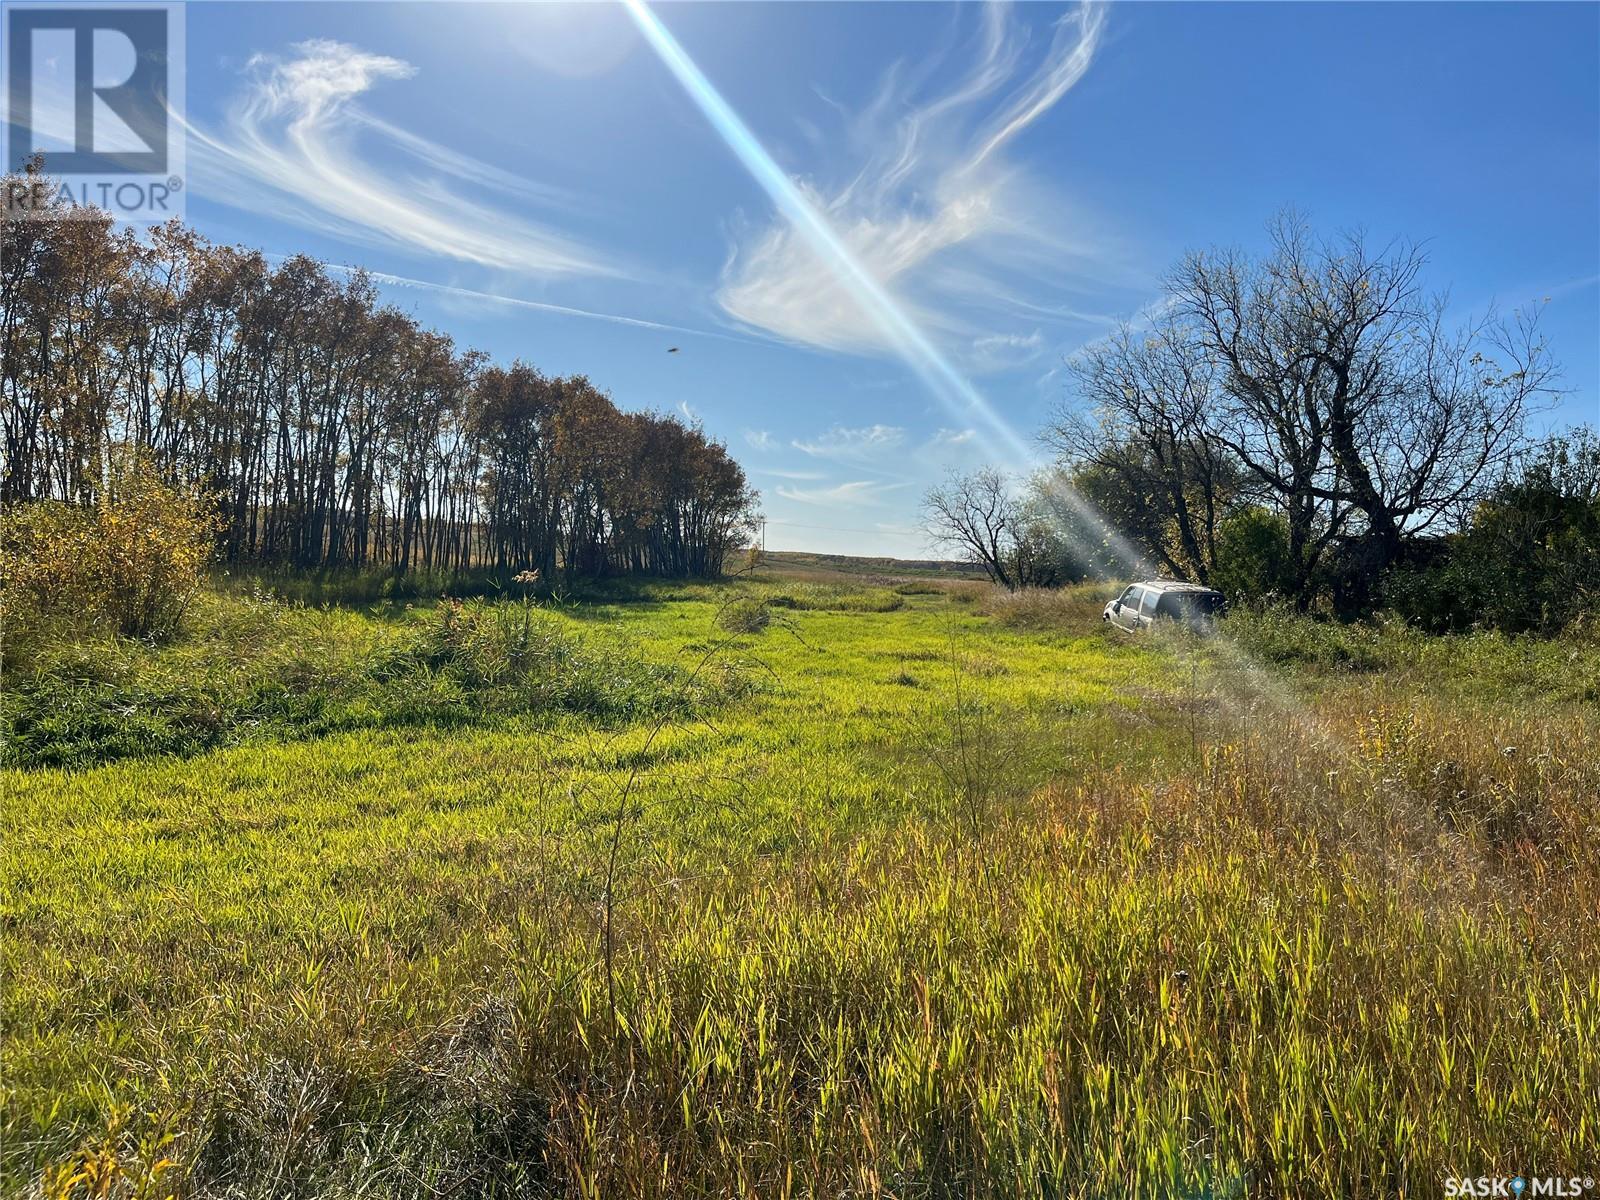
1141,588,1161,616
1122,586,1142,608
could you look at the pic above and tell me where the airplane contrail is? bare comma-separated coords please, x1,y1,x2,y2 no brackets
299,259,759,344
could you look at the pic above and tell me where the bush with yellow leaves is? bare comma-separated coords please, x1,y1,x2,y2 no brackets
2,457,216,643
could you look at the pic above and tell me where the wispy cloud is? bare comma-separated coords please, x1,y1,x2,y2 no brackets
775,479,909,507
968,329,1046,371
1548,272,1600,298
754,466,827,481
716,3,1118,358
791,424,907,460
309,261,745,340
188,39,615,278
744,429,777,451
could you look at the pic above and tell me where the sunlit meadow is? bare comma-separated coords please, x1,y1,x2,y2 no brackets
3,571,1597,1197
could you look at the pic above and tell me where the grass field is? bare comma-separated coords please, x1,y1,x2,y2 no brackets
4,573,1598,1197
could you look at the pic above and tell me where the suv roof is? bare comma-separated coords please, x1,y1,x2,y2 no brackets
1129,580,1222,596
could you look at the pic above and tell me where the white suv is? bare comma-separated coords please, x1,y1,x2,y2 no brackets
1104,581,1226,633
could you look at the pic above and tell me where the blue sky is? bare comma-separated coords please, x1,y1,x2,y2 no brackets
168,1,1599,556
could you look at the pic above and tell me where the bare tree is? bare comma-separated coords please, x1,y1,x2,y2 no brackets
1049,213,1559,607
1047,317,1240,584
1174,214,1556,583
922,467,1025,589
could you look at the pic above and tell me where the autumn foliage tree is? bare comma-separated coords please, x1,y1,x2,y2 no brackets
1,452,216,640
2,161,758,581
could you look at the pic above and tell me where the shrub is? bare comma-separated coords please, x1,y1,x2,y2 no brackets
216,565,516,608
754,585,904,614
1221,605,1393,671
1211,507,1294,604
381,597,704,722
2,458,216,643
0,503,90,648
944,582,988,606
716,598,771,634
979,585,1106,629
1384,430,1600,634
2,594,731,769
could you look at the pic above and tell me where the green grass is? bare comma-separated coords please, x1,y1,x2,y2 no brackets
1,588,736,769
3,581,1597,1197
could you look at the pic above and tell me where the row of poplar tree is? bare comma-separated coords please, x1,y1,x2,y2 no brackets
2,164,759,581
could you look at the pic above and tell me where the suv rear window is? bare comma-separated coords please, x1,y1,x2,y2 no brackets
1157,591,1224,619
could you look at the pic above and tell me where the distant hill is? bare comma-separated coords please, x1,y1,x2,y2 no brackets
758,550,986,583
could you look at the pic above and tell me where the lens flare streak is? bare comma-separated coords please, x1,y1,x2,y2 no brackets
622,0,1160,581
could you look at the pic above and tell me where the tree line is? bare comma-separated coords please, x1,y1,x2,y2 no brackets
2,162,758,582
925,215,1597,632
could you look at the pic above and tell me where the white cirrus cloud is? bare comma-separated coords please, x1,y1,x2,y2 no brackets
186,39,616,279
791,424,907,459
716,3,1123,358
968,329,1046,371
755,466,827,481
775,479,909,507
